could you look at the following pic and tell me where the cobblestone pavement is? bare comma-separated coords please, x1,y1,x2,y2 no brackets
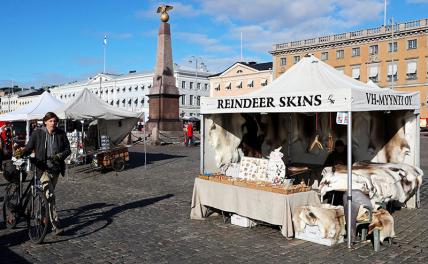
1,137,428,264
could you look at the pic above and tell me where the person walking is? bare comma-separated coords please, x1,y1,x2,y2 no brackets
187,122,193,146
20,112,71,235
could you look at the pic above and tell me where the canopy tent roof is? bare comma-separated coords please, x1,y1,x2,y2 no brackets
0,91,65,121
201,55,420,114
56,88,142,120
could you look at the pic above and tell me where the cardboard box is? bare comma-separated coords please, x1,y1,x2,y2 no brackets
295,225,344,246
231,214,255,228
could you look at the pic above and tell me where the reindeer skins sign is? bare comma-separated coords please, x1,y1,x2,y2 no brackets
200,91,419,114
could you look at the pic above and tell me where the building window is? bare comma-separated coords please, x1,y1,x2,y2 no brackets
189,82,193,89
388,42,398,52
387,63,398,81
236,81,242,88
352,67,360,80
214,84,220,91
116,100,119,106
293,56,300,64
135,86,138,91
352,47,360,57
122,87,125,92
280,57,287,66
406,61,417,80
204,83,208,90
368,66,379,82
141,99,145,106
117,88,120,92
248,80,254,88
128,87,132,91
190,95,194,106
181,81,185,89
261,79,268,86
236,69,243,74
369,45,379,55
321,52,328,61
336,50,344,59
197,83,201,89
197,96,200,106
181,95,185,105
408,39,417,49
225,82,231,90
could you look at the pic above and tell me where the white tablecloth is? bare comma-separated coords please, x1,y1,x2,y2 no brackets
190,178,321,238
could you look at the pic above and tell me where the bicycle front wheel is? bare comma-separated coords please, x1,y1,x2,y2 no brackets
3,183,19,229
27,190,49,244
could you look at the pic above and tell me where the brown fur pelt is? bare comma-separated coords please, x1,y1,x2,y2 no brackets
368,209,395,243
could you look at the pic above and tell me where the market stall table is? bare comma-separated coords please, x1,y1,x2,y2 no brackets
190,177,321,238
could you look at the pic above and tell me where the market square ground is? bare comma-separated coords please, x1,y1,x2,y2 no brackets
1,137,428,264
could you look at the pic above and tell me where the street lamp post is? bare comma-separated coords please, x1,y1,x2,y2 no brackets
188,56,205,116
188,56,205,90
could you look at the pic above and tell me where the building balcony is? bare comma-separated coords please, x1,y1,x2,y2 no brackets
271,18,428,53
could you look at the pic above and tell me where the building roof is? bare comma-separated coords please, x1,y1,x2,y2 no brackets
209,62,273,78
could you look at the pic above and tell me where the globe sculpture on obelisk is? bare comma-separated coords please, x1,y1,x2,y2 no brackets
147,4,182,144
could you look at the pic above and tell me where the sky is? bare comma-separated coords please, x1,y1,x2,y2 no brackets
1,0,427,88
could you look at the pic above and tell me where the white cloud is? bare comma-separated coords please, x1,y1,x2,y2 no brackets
176,32,233,53
197,0,385,54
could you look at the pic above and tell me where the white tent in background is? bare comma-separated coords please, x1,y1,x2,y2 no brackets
0,91,65,142
0,91,64,121
56,88,142,145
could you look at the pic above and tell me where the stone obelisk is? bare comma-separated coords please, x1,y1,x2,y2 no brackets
147,5,182,144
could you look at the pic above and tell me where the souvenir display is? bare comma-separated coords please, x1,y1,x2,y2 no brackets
267,147,286,184
238,156,268,181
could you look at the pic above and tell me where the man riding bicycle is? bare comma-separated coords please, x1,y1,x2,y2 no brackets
20,112,70,235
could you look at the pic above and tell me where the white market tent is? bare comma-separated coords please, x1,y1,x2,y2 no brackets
0,91,64,122
0,91,65,142
199,54,421,248
201,55,419,114
55,88,142,145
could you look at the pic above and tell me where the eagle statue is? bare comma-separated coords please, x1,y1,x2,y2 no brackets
157,5,173,22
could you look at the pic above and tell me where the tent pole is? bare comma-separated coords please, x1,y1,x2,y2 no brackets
347,111,353,248
200,114,204,174
415,113,421,208
25,120,30,144
143,113,147,170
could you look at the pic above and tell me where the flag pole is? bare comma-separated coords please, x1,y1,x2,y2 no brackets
103,35,107,73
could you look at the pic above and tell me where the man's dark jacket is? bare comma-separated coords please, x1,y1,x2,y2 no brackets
23,127,71,176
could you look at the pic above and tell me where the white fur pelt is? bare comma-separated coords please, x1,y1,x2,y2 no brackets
319,161,423,207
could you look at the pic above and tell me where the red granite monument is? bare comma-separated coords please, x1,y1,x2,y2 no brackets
147,5,182,144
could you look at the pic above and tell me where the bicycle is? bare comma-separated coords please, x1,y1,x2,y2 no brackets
2,157,50,244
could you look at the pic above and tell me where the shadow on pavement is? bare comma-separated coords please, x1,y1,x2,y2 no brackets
127,152,186,169
47,193,174,244
0,245,31,263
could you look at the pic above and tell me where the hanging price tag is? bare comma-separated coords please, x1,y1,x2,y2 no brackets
336,112,349,125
